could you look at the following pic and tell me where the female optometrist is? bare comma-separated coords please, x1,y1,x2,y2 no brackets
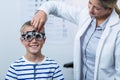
31,0,120,80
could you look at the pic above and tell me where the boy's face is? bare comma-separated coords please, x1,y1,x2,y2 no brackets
20,26,45,55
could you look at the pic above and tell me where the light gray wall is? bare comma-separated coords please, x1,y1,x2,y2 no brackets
0,0,22,79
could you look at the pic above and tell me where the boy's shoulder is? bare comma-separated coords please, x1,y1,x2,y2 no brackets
45,57,57,63
43,57,59,65
14,57,25,63
10,57,25,66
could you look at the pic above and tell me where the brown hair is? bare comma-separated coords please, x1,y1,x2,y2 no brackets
99,0,120,17
20,21,32,34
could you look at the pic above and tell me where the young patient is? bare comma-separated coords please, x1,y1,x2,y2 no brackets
5,21,64,80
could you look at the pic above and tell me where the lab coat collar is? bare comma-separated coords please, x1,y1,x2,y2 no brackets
107,9,120,28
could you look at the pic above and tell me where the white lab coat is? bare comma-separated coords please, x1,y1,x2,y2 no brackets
39,1,120,80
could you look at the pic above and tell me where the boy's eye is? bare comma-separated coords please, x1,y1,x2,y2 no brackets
35,34,43,40
36,34,42,39
26,35,32,40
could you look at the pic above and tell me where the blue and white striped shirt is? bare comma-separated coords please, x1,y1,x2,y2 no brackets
5,56,64,80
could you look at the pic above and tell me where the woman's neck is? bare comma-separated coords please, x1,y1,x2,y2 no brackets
96,9,112,27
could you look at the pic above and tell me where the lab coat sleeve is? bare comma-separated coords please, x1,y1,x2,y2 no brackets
38,1,82,25
115,31,120,80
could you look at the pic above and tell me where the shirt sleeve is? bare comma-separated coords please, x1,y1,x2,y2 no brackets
38,1,82,25
5,64,17,80
53,65,64,80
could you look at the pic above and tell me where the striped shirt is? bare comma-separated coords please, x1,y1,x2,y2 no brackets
5,56,64,80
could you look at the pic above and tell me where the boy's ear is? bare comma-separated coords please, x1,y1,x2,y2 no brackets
20,37,23,42
20,37,25,45
43,37,46,43
44,36,46,41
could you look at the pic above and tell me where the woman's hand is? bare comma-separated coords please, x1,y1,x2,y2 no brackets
31,10,47,32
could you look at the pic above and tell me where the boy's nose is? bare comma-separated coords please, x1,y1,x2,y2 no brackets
31,38,37,42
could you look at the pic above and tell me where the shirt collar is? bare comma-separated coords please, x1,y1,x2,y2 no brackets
92,16,110,30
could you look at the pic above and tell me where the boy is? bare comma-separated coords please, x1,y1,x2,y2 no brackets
5,21,64,80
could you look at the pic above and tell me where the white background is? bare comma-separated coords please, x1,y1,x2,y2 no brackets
0,0,119,80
